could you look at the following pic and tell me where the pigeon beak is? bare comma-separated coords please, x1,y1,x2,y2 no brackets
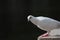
27,15,30,21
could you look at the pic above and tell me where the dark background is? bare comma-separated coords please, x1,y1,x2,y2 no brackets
0,0,60,40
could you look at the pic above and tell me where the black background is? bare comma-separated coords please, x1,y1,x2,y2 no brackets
0,0,60,40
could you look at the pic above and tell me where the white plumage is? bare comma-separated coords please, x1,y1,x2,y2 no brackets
27,15,60,34
49,29,60,36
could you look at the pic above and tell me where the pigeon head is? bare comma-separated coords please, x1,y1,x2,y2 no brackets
27,15,34,21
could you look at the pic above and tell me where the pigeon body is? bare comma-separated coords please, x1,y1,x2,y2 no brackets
49,28,60,36
27,15,60,33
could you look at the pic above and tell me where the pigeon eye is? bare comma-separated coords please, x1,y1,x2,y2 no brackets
29,17,32,19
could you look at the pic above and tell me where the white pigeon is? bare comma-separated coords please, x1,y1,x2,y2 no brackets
27,15,60,36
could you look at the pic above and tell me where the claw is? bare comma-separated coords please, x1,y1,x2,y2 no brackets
40,32,48,37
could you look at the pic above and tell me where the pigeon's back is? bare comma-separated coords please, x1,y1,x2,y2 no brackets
36,16,60,31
